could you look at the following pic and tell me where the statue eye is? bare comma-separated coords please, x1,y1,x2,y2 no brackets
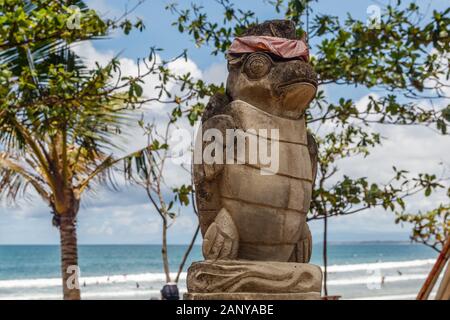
243,53,272,80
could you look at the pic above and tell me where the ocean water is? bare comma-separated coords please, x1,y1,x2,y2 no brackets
0,242,440,300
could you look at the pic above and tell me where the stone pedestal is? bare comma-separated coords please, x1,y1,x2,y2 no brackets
184,260,322,300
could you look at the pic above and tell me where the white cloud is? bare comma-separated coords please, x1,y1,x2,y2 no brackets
72,41,202,103
85,0,122,19
86,221,113,236
203,62,228,85
71,41,114,68
424,50,450,99
306,91,450,242
71,41,162,105
71,40,204,162
168,58,202,80
338,94,449,181
309,208,410,243
72,42,201,186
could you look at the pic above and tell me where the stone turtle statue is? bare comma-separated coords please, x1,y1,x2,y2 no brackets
194,19,318,265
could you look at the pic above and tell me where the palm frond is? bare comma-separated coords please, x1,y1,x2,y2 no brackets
0,152,51,204
0,0,141,203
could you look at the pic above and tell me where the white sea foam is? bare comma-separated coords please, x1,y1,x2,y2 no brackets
328,273,429,286
0,272,187,289
0,289,165,300
353,292,438,300
350,294,417,300
325,259,435,273
0,259,435,291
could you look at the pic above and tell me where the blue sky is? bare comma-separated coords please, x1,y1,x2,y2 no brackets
0,0,448,245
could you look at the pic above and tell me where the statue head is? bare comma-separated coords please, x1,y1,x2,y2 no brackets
226,20,317,119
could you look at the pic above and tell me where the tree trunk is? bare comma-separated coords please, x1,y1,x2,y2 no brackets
323,213,328,296
162,218,171,283
59,211,81,300
175,225,200,283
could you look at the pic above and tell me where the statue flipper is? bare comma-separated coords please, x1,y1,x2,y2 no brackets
202,208,239,260
196,114,235,181
194,92,236,238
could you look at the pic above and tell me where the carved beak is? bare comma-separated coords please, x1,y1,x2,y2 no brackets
277,81,317,112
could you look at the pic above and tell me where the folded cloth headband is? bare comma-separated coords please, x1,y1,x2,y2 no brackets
228,35,309,61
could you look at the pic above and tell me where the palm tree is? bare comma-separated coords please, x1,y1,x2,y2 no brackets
0,1,138,300
0,49,135,299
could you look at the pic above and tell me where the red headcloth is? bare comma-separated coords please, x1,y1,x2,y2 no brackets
228,35,309,61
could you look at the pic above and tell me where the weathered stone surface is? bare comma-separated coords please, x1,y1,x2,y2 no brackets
194,23,317,262
240,19,298,39
220,165,312,212
187,260,322,294
237,243,296,262
188,19,321,300
226,100,308,144
224,101,313,179
202,208,239,260
184,292,321,300
222,198,305,244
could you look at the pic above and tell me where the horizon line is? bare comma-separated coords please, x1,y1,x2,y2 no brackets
0,240,417,246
